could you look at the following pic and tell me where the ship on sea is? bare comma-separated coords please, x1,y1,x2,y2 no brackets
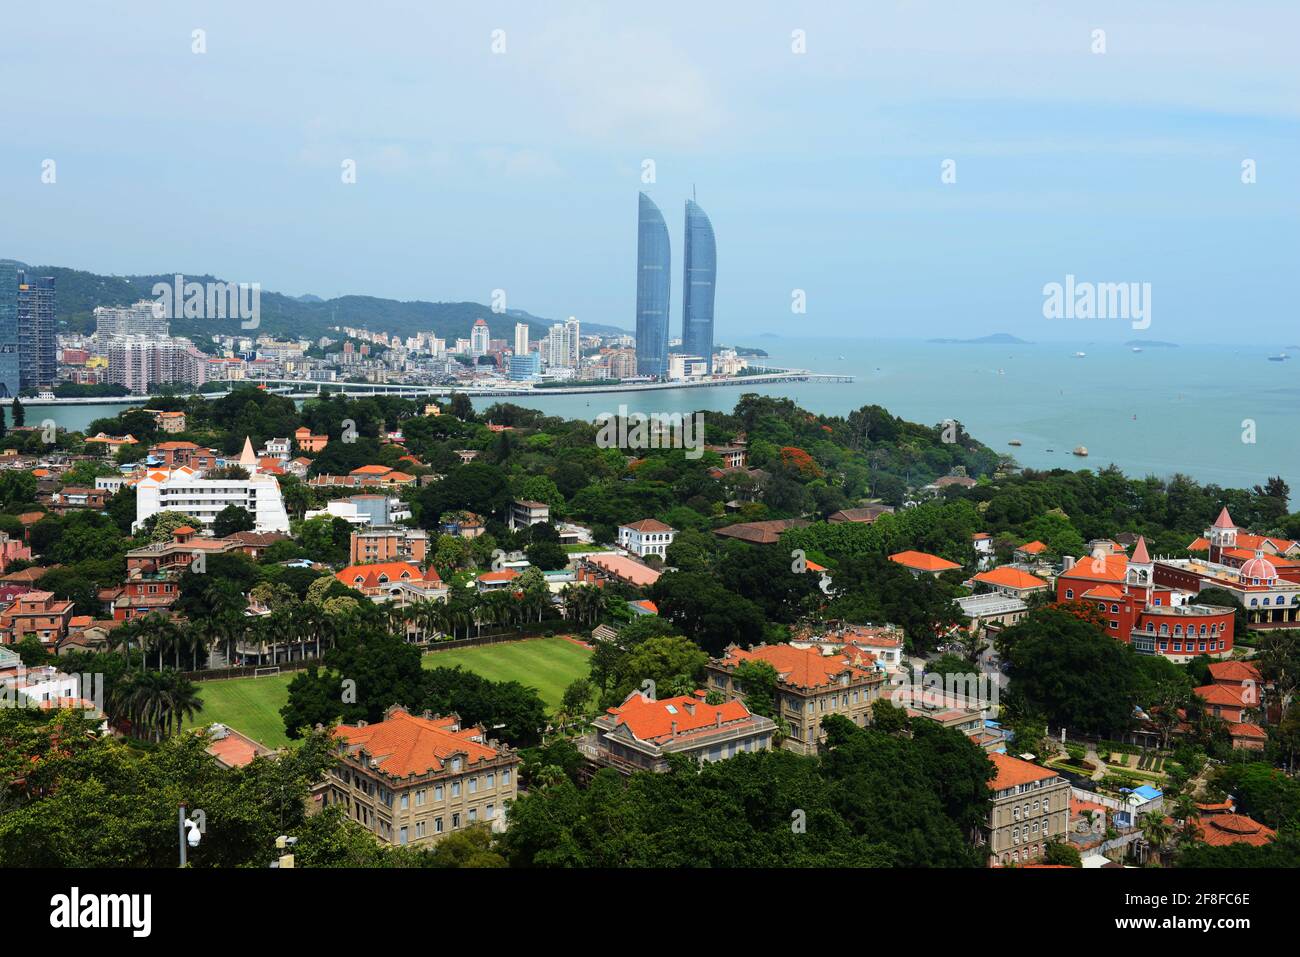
1073,351,1086,358
1268,353,1289,362
1008,439,1022,447
1073,446,1089,457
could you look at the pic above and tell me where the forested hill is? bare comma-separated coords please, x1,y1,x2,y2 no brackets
0,259,628,342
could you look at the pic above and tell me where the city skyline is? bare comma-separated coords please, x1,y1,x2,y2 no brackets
1,3,1296,345
634,192,671,378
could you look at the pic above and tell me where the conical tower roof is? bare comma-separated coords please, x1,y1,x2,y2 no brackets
1131,536,1151,564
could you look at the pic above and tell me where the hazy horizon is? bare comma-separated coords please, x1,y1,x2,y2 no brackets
2,2,1296,346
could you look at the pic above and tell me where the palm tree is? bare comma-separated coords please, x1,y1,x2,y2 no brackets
1138,811,1174,865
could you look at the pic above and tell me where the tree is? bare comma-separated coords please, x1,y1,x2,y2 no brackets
212,504,256,538
10,396,23,427
1002,608,1141,737
1043,841,1082,867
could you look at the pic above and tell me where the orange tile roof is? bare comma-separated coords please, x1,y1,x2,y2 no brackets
973,567,1048,590
333,709,501,778
1192,814,1275,848
1082,584,1128,600
1017,541,1048,554
1194,684,1249,708
989,752,1059,790
476,568,521,583
1228,722,1267,740
1061,553,1128,584
336,561,439,589
349,464,393,476
604,692,754,743
1208,660,1262,684
719,643,878,691
585,554,661,586
889,550,962,573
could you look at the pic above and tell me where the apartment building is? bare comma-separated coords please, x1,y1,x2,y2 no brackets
0,591,77,647
708,642,887,754
985,753,1071,867
325,707,519,847
349,526,429,566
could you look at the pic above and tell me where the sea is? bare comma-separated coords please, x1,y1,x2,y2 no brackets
27,337,1300,493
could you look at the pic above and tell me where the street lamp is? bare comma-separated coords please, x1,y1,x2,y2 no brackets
178,805,202,867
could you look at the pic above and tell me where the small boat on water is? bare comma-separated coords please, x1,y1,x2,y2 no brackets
1073,351,1087,358
1268,353,1289,362
1132,347,1143,353
1008,439,1022,447
1073,446,1089,457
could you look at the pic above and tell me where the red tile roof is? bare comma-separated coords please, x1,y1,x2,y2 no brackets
1017,541,1048,555
622,518,674,533
1207,660,1262,684
890,550,962,573
336,561,439,589
989,752,1059,790
333,709,501,778
1192,813,1275,847
973,567,1048,590
604,692,754,743
718,643,878,691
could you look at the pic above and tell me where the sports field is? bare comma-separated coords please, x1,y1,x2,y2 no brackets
423,637,592,712
187,637,593,748
188,672,295,749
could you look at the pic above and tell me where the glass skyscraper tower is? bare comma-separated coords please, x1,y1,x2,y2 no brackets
0,262,18,398
634,192,671,378
681,198,716,373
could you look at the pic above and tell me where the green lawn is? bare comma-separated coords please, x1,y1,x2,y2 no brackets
424,637,592,713
188,673,295,749
187,638,594,747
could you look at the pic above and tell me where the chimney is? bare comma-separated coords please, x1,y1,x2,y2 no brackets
683,701,695,716
670,721,678,738
1063,556,1075,570
715,711,723,728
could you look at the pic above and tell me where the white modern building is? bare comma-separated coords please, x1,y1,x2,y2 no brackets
133,437,291,533
471,319,490,356
617,519,676,558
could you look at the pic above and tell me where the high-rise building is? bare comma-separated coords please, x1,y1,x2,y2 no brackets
564,317,581,368
0,262,19,398
94,300,169,340
682,199,716,374
17,272,56,390
514,322,529,357
470,318,490,356
635,192,671,378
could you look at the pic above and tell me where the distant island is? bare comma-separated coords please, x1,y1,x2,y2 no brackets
928,333,1032,345
1125,339,1178,348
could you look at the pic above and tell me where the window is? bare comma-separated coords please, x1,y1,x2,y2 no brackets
452,813,460,829
435,817,443,833
486,772,495,788
435,785,444,801
416,790,426,807
468,808,477,823
399,826,408,845
400,794,409,810
469,777,478,794
451,781,461,797
502,769,511,785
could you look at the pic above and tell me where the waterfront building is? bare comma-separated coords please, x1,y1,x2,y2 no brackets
16,271,56,391
681,199,716,374
634,192,671,378
0,261,19,397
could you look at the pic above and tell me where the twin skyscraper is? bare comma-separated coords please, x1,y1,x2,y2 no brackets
635,193,716,379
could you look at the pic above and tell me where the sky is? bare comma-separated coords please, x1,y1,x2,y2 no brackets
1,1,1297,344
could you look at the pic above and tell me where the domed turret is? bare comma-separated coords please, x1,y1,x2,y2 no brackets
1239,550,1277,584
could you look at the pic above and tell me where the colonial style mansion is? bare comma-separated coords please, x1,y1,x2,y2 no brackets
1155,507,1300,631
1056,536,1237,662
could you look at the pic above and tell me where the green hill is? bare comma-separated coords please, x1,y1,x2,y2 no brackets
0,259,628,342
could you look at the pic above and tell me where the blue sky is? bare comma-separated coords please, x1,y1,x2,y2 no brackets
1,1,1296,343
